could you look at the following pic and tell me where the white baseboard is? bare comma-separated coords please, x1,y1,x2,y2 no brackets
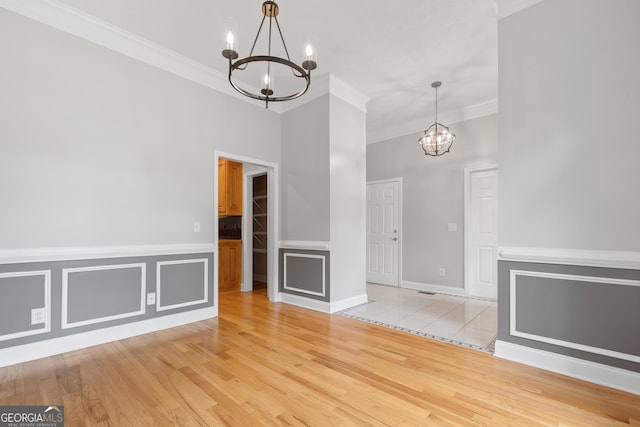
280,293,368,314
494,340,640,396
329,294,368,313
0,307,216,368
401,280,466,296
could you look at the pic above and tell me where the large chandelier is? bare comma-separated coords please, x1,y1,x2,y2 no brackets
418,81,456,156
222,1,317,109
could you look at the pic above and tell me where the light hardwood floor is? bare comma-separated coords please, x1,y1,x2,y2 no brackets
1,290,638,426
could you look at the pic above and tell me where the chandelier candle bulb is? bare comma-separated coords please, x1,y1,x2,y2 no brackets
261,73,274,97
226,32,234,50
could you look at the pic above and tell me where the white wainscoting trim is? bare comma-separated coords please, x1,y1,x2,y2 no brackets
0,307,216,368
283,253,326,297
0,243,215,264
157,258,209,311
401,280,466,297
498,246,640,270
496,0,546,20
494,340,640,396
280,292,368,314
509,270,640,364
279,241,330,251
0,270,51,342
61,263,146,329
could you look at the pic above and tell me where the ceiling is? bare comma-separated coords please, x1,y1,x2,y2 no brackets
54,0,499,143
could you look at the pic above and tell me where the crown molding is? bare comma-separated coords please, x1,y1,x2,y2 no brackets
328,75,369,113
496,0,546,20
367,98,498,145
279,74,369,114
0,0,282,112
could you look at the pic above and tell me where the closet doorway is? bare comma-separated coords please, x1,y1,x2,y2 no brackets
247,172,268,291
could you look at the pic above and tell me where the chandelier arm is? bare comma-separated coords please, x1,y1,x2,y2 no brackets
248,15,267,57
273,16,293,62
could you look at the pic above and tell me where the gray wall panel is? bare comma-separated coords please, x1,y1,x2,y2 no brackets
158,261,206,308
515,275,640,356
0,275,46,336
498,261,640,373
0,252,214,349
279,249,330,302
66,266,143,325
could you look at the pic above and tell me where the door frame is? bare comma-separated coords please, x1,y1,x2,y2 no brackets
463,164,498,297
366,177,403,287
214,151,280,308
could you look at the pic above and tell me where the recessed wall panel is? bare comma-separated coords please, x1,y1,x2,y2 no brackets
157,259,208,311
280,249,330,301
63,264,145,329
0,271,50,341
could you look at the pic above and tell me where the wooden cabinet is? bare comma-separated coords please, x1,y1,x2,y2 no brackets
218,159,242,216
219,239,242,293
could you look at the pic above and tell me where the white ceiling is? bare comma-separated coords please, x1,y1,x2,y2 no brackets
54,0,499,143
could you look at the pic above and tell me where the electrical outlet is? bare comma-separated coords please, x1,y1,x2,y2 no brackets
193,221,201,233
147,292,156,305
439,268,446,277
31,308,46,325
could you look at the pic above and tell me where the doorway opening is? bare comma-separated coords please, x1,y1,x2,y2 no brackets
214,151,280,314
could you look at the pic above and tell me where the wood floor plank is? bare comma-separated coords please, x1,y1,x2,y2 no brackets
0,289,638,426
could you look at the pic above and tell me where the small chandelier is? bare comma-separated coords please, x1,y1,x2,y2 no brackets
222,1,317,109
418,81,456,156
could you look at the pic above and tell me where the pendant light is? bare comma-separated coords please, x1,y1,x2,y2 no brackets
418,81,456,156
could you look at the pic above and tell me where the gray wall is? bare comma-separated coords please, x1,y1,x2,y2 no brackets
497,0,640,373
280,95,330,242
498,0,640,251
367,114,498,290
329,95,367,301
0,8,281,249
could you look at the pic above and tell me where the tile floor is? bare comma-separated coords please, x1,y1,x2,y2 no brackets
339,283,497,352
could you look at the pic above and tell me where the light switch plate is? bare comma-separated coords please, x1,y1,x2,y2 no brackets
193,221,201,233
147,292,156,305
447,223,457,232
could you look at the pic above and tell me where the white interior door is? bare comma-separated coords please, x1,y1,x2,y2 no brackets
466,168,498,299
367,180,400,286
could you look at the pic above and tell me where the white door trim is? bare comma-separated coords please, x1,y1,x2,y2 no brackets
214,151,281,306
464,164,498,297
366,177,403,286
